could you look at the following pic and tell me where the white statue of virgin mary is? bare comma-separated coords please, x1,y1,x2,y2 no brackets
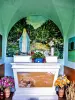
19,28,30,54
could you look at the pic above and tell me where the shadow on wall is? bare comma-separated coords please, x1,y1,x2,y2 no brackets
28,98,39,100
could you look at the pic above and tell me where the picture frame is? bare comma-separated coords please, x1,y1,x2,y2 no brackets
0,34,2,58
68,36,75,62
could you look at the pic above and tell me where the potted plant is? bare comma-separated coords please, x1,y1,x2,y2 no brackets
31,52,46,63
54,75,70,98
0,76,15,98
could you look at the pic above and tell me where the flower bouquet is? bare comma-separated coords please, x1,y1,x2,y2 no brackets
1,76,15,89
54,75,70,97
0,76,15,98
65,82,75,100
54,75,70,88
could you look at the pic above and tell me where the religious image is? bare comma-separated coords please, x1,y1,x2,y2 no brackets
0,35,2,58
17,72,54,88
68,36,75,62
19,28,30,55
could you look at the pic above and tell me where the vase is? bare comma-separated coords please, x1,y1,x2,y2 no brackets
4,87,10,98
34,58,44,63
58,87,64,98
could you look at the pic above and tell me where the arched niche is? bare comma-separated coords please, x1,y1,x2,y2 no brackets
6,16,63,58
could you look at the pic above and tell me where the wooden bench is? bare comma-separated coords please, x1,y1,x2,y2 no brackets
64,66,75,82
0,64,4,78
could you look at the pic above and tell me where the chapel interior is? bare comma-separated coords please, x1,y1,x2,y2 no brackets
0,0,75,100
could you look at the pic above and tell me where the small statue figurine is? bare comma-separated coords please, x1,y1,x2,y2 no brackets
19,28,30,55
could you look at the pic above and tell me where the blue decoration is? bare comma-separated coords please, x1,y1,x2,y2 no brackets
34,58,44,63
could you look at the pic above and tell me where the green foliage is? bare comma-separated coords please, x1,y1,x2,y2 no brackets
31,52,45,59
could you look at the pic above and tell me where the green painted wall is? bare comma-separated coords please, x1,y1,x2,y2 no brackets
68,50,75,62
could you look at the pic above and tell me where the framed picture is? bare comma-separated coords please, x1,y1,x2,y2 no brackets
68,36,75,62
0,35,2,58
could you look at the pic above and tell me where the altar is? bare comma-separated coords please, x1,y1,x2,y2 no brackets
11,56,60,100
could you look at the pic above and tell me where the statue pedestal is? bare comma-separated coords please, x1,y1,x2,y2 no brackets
14,55,58,63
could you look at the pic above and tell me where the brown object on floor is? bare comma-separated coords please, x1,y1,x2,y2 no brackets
0,64,4,78
58,87,64,98
64,66,75,82
4,88,11,98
